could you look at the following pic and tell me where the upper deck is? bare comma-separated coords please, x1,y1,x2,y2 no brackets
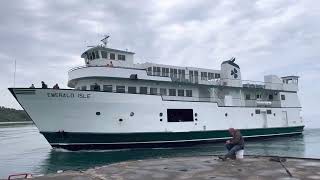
70,44,299,92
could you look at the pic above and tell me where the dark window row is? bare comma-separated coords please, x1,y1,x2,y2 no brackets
255,109,272,114
78,85,192,97
245,93,284,100
147,67,220,81
86,51,125,61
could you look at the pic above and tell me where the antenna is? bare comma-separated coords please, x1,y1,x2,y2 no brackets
101,35,110,47
13,59,16,87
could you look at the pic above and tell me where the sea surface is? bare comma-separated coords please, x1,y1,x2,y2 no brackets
0,125,319,179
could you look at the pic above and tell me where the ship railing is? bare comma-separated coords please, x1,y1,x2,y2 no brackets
68,65,146,73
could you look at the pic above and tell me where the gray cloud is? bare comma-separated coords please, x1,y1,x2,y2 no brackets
0,0,319,127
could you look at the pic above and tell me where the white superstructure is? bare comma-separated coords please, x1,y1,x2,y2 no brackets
9,38,304,150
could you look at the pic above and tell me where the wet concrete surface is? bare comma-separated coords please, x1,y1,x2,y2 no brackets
30,156,320,180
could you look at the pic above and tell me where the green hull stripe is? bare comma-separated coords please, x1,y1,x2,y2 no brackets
42,126,304,144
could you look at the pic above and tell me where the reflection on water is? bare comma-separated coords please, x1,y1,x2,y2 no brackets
0,124,319,178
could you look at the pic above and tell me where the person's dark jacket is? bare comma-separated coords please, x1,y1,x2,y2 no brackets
230,130,244,148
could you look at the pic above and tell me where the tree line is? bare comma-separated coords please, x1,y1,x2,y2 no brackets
0,106,32,122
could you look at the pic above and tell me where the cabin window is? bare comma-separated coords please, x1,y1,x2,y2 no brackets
255,109,260,114
186,90,192,97
101,51,108,58
215,73,220,78
140,87,148,94
161,68,166,76
208,73,214,80
267,110,272,114
118,54,125,61
281,95,286,100
147,67,152,75
81,86,87,90
150,88,157,95
173,69,178,79
269,94,273,100
160,88,167,96
201,72,208,80
169,89,176,96
181,70,185,80
245,94,251,100
116,86,125,93
110,53,115,60
167,109,194,122
91,52,96,59
170,68,174,78
162,68,169,77
90,84,100,91
178,89,184,96
103,85,113,92
256,94,262,99
128,86,137,94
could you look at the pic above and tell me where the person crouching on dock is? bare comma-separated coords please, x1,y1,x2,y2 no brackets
219,128,244,161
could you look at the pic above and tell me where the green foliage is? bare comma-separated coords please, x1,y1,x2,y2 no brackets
0,106,32,122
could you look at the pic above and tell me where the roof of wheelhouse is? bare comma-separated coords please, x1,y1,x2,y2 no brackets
81,46,135,58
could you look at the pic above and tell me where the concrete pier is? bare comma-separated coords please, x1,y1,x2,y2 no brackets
31,156,320,180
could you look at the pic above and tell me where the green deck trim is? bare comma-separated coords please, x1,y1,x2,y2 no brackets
42,126,304,144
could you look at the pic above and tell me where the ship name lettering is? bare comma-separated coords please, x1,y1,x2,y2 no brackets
47,92,75,98
78,93,90,98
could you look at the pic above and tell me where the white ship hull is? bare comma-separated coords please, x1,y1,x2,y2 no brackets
9,88,304,150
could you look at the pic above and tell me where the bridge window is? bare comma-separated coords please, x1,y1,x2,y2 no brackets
101,51,108,58
103,85,113,92
178,89,184,96
140,87,148,94
160,88,167,95
169,89,176,96
215,73,220,78
186,90,192,97
281,95,286,100
110,53,115,60
267,110,272,114
167,109,194,122
116,86,125,93
128,86,137,94
118,54,126,61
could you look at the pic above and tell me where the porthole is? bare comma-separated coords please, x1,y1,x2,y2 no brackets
96,112,101,116
195,113,198,117
225,113,228,117
274,113,276,116
130,112,134,116
195,118,198,121
119,118,123,122
160,119,163,121
251,113,253,117
159,113,163,117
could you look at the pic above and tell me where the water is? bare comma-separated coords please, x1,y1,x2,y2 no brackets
0,125,319,178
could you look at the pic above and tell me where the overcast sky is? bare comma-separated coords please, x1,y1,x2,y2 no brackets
0,0,319,127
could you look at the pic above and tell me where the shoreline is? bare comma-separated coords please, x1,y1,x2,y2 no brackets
0,121,33,125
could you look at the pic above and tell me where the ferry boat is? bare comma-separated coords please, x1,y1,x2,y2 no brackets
9,37,304,150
